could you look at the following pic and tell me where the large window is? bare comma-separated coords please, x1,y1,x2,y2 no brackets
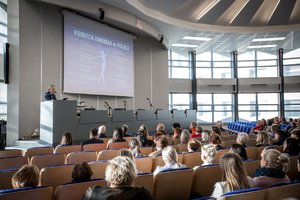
197,93,233,123
169,93,191,110
238,51,278,78
284,93,300,119
0,3,7,120
196,52,232,78
283,48,300,76
168,50,191,79
238,93,279,121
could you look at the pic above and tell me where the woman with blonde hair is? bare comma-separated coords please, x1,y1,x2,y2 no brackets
236,133,249,147
201,144,217,166
82,156,152,200
153,146,186,175
129,137,143,157
180,129,191,144
211,153,254,198
253,148,290,188
12,164,40,188
156,123,166,134
201,130,211,144
256,131,270,147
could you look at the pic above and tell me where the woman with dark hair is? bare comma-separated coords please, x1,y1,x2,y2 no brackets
59,132,73,146
229,143,248,161
72,162,93,182
12,165,40,188
211,125,222,136
210,134,225,150
106,127,126,149
283,137,300,156
272,130,287,145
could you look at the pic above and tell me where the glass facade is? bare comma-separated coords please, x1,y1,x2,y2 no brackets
0,4,7,120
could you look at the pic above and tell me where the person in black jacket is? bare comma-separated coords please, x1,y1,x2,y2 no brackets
82,156,153,200
45,85,57,101
81,128,104,147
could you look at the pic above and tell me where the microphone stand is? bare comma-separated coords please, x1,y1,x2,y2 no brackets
104,102,112,116
123,101,127,110
146,98,155,110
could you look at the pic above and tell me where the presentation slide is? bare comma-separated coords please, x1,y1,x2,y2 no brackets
63,10,134,97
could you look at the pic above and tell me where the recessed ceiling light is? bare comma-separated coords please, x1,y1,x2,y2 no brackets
252,37,285,42
247,44,277,49
172,43,198,48
182,36,212,41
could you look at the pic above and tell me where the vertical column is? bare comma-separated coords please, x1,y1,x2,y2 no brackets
278,48,284,117
232,51,238,121
189,51,197,110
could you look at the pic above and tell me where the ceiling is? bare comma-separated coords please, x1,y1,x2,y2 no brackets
97,0,300,54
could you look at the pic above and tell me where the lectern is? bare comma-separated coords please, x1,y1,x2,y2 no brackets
40,100,77,146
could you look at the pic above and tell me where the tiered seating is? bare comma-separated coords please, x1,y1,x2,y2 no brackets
23,147,54,158
88,161,107,179
97,150,119,160
40,164,74,189
0,186,53,200
191,164,222,197
0,168,18,190
0,149,23,158
219,188,265,200
30,154,65,170
54,179,106,200
81,143,106,152
228,121,256,134
0,156,28,170
135,156,153,173
153,168,194,200
182,151,202,168
54,145,81,154
65,151,97,164
134,173,154,196
107,141,129,150
265,181,300,200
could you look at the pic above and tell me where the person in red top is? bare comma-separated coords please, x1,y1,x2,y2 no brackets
253,119,266,134
189,121,198,135
191,125,202,139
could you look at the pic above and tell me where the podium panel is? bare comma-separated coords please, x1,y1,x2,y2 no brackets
80,110,109,124
40,100,77,145
136,110,156,121
156,110,172,120
112,110,135,122
172,110,185,119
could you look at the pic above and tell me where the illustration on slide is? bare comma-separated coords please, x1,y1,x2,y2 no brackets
97,49,109,84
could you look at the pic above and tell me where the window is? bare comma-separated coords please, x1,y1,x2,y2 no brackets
169,93,191,110
196,52,232,79
284,92,300,119
168,50,191,79
197,93,233,123
283,48,300,76
0,4,7,120
238,93,279,121
238,51,278,78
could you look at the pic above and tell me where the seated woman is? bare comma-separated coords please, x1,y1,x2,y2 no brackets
291,129,300,145
121,124,132,137
210,134,225,150
191,125,202,139
189,121,198,135
180,129,191,145
98,125,107,138
283,137,300,156
171,122,182,139
72,162,93,182
211,126,222,136
253,148,290,188
12,164,40,188
211,153,254,198
153,146,186,175
187,139,201,152
229,143,248,161
148,137,168,158
256,131,270,147
57,131,73,147
201,144,217,166
156,123,166,135
236,133,249,147
272,130,287,146
129,138,144,157
136,129,154,147
82,156,152,200
201,130,211,145
106,127,126,149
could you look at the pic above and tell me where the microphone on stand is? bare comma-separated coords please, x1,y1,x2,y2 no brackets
123,100,127,110
104,101,112,116
146,97,154,110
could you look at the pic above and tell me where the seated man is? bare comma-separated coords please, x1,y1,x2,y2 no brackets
82,156,152,200
82,128,104,147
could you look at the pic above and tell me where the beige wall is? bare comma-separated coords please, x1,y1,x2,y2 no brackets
6,0,168,145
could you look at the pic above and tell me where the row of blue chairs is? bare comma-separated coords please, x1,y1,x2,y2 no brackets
228,121,255,134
